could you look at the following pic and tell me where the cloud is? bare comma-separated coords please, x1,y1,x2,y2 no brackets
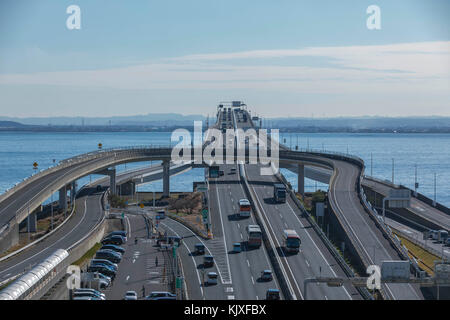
0,41,448,116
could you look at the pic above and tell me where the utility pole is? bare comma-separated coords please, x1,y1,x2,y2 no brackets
414,164,418,196
433,173,437,206
370,153,373,177
392,158,395,184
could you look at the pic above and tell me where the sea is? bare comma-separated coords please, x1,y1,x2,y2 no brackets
0,131,449,207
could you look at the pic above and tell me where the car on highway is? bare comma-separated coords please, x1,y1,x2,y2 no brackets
446,238,450,246
95,249,122,263
194,243,205,255
90,259,118,271
87,265,116,279
100,244,125,254
203,255,214,268
260,270,273,281
145,291,176,300
124,291,138,300
101,235,126,245
232,243,241,253
206,272,218,286
266,289,280,300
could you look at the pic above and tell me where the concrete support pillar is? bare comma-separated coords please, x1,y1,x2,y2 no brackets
298,163,305,196
71,181,77,202
109,167,116,195
28,211,37,233
163,160,170,198
59,186,67,213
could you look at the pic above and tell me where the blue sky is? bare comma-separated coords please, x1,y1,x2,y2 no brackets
0,0,449,118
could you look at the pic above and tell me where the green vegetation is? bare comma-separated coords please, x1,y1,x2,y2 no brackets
109,194,127,208
72,242,102,267
393,231,438,276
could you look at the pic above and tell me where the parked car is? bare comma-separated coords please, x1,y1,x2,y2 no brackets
72,296,103,300
95,249,122,263
206,272,218,286
87,265,116,279
81,272,111,289
260,270,273,281
203,255,214,268
74,288,106,299
107,230,127,238
100,244,125,254
146,291,176,300
73,289,105,300
124,291,138,300
101,235,126,245
90,259,118,271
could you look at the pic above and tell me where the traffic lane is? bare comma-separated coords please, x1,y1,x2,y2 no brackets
363,179,450,230
385,217,450,258
0,189,104,280
105,214,155,300
214,173,272,300
220,165,278,298
331,160,422,300
0,155,114,226
253,182,356,300
245,164,354,299
158,216,226,300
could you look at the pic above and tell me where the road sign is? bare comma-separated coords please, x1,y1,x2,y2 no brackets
197,186,208,192
202,208,208,219
140,203,144,209
388,189,411,208
176,277,182,289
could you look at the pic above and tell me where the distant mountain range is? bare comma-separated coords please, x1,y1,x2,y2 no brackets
0,113,207,126
0,114,449,133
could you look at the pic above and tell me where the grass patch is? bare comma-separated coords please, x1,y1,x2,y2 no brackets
72,242,102,267
393,231,439,276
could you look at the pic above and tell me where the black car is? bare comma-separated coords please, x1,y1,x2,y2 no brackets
100,244,125,254
107,231,127,239
203,255,214,268
87,265,116,279
101,235,126,245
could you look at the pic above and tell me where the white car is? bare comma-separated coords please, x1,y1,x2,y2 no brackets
124,291,138,300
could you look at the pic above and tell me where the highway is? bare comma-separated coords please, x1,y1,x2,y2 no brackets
0,186,104,283
208,163,281,300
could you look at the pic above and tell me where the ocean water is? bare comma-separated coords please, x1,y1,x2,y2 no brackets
0,131,449,207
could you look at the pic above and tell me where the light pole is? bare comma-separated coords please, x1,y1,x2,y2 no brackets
414,164,418,196
391,158,395,184
433,173,437,206
51,190,54,230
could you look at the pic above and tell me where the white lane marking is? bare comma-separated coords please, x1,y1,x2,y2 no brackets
305,260,310,267
126,215,132,238
0,196,90,275
240,233,243,240
237,223,240,228
159,222,205,298
251,276,255,285
225,287,234,293
256,295,259,300
214,180,233,285
126,275,130,281
227,295,235,300
285,201,352,299
246,259,250,267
